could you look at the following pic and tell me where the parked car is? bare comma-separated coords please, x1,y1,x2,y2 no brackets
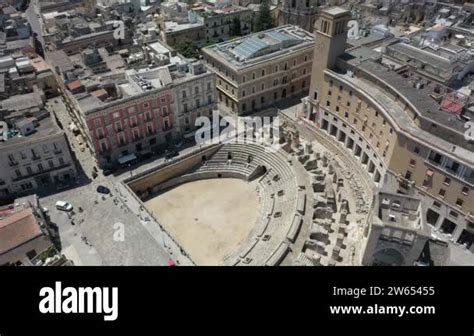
96,185,111,194
55,201,73,212
103,169,114,176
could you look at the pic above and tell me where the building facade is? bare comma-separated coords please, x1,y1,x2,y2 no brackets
82,89,175,168
0,114,77,199
188,3,253,44
202,25,314,115
304,7,474,251
362,192,430,266
70,62,217,168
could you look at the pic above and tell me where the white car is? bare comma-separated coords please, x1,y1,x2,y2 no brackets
55,201,73,212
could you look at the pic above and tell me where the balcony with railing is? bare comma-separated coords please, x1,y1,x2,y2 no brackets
12,163,71,182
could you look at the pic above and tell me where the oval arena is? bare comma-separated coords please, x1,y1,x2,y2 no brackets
120,128,375,266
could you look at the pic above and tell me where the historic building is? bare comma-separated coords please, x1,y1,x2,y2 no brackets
303,7,474,251
202,25,314,115
278,0,324,32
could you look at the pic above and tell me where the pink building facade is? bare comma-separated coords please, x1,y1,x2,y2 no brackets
85,89,175,168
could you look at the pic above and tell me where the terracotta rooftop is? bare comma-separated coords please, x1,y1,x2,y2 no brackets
67,80,83,90
0,208,43,255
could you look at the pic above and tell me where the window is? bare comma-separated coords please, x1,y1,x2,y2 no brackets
443,177,451,186
208,95,212,104
26,166,33,175
195,87,199,95
344,112,348,118
462,186,469,196
182,91,187,99
449,211,459,219
195,99,200,108
242,90,246,97
261,83,265,90
456,199,464,208
145,111,152,121
261,70,265,76
326,101,330,107
37,163,43,172
409,159,416,167
48,160,54,169
439,189,446,198
252,72,256,80
242,75,246,83
405,171,412,180
147,124,154,135
328,90,332,96
59,157,65,165
414,146,420,154
433,201,441,209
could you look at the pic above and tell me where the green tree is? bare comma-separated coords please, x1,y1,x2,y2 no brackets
255,0,273,32
175,38,199,59
230,17,242,37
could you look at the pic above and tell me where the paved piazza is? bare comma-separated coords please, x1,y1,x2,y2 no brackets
144,178,260,265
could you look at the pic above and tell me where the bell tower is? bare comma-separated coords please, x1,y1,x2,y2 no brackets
309,7,351,103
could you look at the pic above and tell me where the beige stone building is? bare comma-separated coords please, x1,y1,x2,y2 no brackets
362,192,430,266
0,93,77,199
304,7,474,251
202,25,314,115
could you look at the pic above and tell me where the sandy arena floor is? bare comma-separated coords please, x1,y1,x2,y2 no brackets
145,178,260,265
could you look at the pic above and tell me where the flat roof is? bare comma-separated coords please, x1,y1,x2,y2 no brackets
322,7,350,16
387,42,454,71
203,25,314,71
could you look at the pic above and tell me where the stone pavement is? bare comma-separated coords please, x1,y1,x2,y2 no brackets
40,97,175,265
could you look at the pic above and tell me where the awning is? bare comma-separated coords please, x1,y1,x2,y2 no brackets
426,169,434,177
118,153,137,165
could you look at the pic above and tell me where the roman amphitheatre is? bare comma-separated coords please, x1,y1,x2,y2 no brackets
120,119,377,266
